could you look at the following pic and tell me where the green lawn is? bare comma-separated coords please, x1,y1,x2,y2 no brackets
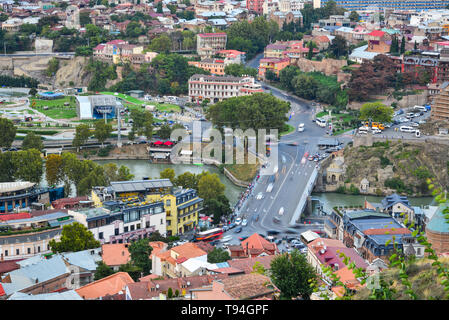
316,111,327,118
280,124,295,136
100,91,181,113
30,96,78,119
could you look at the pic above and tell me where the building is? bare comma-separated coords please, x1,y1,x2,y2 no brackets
228,233,279,259
0,210,75,261
75,95,121,120
188,74,263,104
215,49,246,64
190,273,279,300
0,182,52,213
314,0,448,11
125,274,229,300
279,0,306,12
426,204,449,255
432,83,449,121
93,39,144,64
269,11,303,29
342,209,424,263
101,243,131,271
258,57,290,79
152,242,208,278
0,248,102,298
307,237,368,280
7,290,83,300
188,58,226,75
196,33,227,58
70,199,166,244
246,0,263,14
76,272,134,300
91,179,202,237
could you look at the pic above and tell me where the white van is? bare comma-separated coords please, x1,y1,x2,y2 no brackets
298,123,305,132
414,106,427,112
358,126,369,134
316,118,326,127
400,126,415,133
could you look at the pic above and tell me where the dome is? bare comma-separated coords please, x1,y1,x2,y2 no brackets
426,205,449,234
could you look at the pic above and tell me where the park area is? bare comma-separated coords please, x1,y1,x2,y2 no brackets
30,96,78,119
100,92,181,113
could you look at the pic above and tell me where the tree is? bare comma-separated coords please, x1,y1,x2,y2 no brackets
12,149,43,183
359,102,394,124
156,2,163,13
129,109,153,139
21,132,44,152
197,172,225,202
93,119,112,148
45,154,64,187
270,250,317,300
167,287,173,299
306,41,317,60
46,57,60,77
118,165,134,181
128,238,153,276
148,34,171,53
279,65,300,91
175,171,199,189
205,194,231,224
206,93,289,132
224,64,257,77
49,222,100,253
292,73,319,100
349,11,359,22
77,162,106,196
400,36,406,54
94,261,115,281
328,35,348,58
29,88,37,96
0,118,16,149
160,168,176,183
73,124,91,152
157,123,172,140
0,151,15,182
207,247,231,263
79,11,92,27
265,69,277,81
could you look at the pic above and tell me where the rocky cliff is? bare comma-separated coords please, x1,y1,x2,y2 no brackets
327,140,449,196
54,56,91,88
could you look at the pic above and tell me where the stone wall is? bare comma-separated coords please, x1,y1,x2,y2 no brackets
292,57,347,77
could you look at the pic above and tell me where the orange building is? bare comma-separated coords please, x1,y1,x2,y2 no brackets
258,57,291,79
188,59,225,75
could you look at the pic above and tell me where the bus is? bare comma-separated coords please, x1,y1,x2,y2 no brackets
400,126,415,133
194,228,224,242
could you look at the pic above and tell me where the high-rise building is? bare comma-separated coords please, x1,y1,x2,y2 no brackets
314,0,449,11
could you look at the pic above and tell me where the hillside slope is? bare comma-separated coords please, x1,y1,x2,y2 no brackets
341,140,449,196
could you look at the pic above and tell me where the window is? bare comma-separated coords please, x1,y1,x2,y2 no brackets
115,228,119,236
160,218,163,225
37,247,40,253
146,221,150,228
166,199,171,207
130,225,135,231
124,226,128,232
4,250,7,256
99,232,104,240
16,249,19,255
137,224,141,230
27,248,31,254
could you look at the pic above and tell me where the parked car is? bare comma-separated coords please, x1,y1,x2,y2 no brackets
241,219,247,227
267,229,280,235
235,218,242,225
228,223,236,229
234,226,242,233
239,236,248,241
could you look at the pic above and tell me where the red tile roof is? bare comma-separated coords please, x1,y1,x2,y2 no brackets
0,212,31,221
367,30,386,37
0,261,20,274
101,244,131,267
0,283,5,297
241,233,278,255
76,272,134,300
227,256,276,274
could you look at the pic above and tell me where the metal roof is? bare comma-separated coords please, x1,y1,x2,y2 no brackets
110,179,173,193
426,205,449,234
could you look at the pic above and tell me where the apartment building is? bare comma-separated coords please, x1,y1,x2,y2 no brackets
0,210,75,261
279,0,305,12
196,33,227,58
188,58,226,75
93,40,144,64
188,74,263,103
258,57,290,79
246,0,264,14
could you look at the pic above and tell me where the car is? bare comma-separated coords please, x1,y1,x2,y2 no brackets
418,120,426,124
410,122,419,127
278,207,284,216
241,219,247,226
267,230,280,235
273,216,281,224
308,156,314,161
256,192,263,200
297,123,305,132
222,225,229,232
287,142,298,146
220,235,233,242
300,247,308,254
210,240,219,246
239,236,248,241
228,223,236,229
234,226,242,233
274,238,282,245
235,218,242,225
285,228,298,234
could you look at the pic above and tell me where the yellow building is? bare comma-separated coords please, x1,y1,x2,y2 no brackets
91,179,203,236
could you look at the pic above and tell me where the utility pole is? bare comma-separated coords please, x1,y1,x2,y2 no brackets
116,100,122,148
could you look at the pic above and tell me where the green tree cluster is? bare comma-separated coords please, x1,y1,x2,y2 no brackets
49,222,100,253
207,247,231,263
224,64,257,78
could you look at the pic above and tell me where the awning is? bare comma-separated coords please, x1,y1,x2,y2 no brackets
153,141,163,145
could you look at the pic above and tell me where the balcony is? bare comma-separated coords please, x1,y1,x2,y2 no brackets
108,226,156,243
